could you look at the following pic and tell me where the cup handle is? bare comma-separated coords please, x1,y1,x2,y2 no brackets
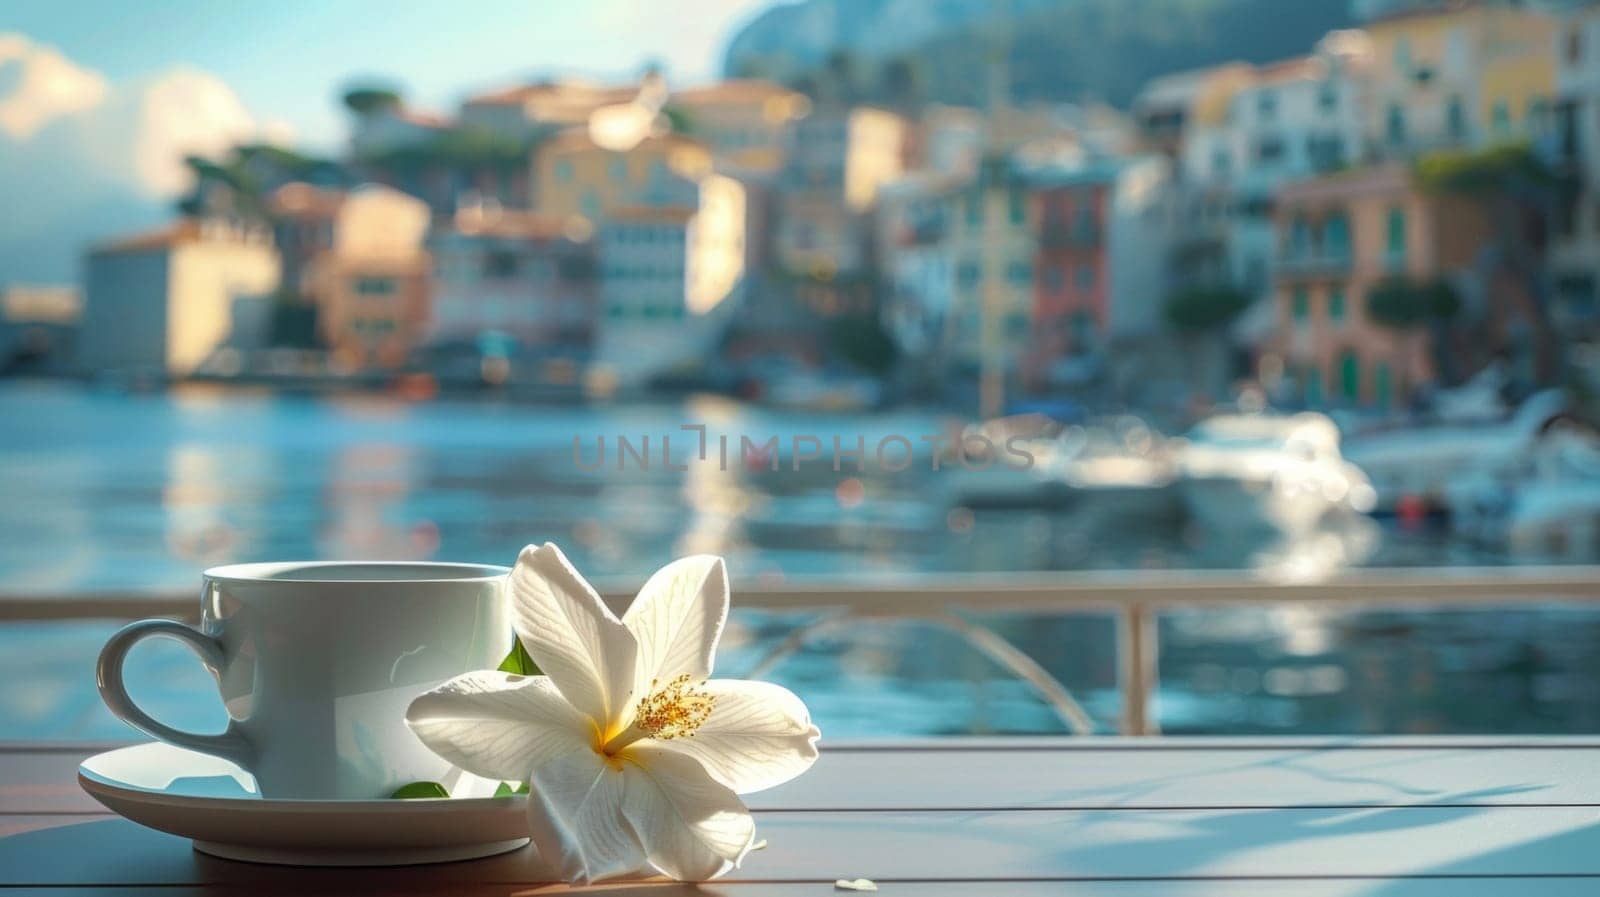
96,619,252,766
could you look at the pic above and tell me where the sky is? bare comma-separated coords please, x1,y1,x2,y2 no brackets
0,0,776,282
1,0,775,151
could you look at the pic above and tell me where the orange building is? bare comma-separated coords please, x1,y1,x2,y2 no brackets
1265,164,1492,407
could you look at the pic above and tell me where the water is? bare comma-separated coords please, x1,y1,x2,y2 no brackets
2,380,1596,740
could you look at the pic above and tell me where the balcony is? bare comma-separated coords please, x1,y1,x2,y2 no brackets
1276,248,1352,278
1038,220,1102,250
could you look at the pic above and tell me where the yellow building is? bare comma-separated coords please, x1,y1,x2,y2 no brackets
1365,1,1557,152
531,130,713,225
81,220,279,377
666,80,809,174
304,185,434,371
942,157,1037,405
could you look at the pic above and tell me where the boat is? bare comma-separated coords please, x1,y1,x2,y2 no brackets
1049,417,1182,522
940,414,1073,509
1178,412,1376,536
1449,426,1600,559
1343,389,1571,514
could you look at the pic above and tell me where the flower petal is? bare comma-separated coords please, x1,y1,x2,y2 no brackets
623,555,729,695
657,679,821,794
526,747,648,884
622,743,756,881
510,543,638,728
405,671,593,781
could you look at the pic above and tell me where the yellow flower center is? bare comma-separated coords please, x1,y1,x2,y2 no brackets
633,674,716,740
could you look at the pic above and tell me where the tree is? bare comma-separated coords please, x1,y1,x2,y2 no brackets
1366,277,1461,394
1414,143,1566,385
342,85,403,117
1163,286,1251,332
1365,278,1460,331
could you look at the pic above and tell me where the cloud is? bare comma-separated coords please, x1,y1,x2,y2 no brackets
0,34,284,281
0,32,108,139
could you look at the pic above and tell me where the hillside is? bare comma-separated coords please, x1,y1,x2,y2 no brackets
723,0,1357,110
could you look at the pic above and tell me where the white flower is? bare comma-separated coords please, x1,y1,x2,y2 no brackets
405,543,821,883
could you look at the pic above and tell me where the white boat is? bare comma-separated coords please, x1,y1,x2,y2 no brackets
1050,417,1182,522
1451,426,1600,559
1343,389,1570,513
941,415,1073,509
1178,412,1376,536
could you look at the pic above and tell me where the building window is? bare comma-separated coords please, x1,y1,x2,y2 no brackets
1045,265,1066,291
555,160,575,183
1292,287,1310,322
1289,216,1312,257
484,250,518,278
1340,351,1360,401
1256,135,1285,164
1006,313,1030,339
1386,104,1406,144
1386,207,1407,260
1324,213,1350,258
957,259,981,287
355,277,396,296
1317,82,1337,111
1007,186,1026,224
1075,264,1095,290
1329,287,1346,322
965,191,982,226
1568,26,1583,65
1304,366,1324,406
1007,260,1032,285
1257,89,1277,119
1492,100,1511,134
1447,96,1466,139
1374,361,1392,409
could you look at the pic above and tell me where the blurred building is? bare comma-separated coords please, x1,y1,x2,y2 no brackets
592,174,748,389
81,220,279,377
303,185,433,371
1263,164,1494,407
1024,152,1175,390
1364,1,1558,154
875,172,961,362
1132,63,1256,159
427,204,597,349
460,79,638,140
773,104,909,282
532,130,712,225
665,81,810,174
0,285,80,376
1551,1,1600,330
1176,32,1373,301
941,155,1037,384
267,183,343,298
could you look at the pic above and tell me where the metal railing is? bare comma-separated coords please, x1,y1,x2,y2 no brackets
4,565,1599,736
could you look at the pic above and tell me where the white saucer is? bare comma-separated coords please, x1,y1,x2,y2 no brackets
78,742,532,866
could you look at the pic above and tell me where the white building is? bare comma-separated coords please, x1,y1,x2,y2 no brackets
429,205,596,349
875,171,961,359
80,220,279,377
1177,32,1372,299
592,174,747,390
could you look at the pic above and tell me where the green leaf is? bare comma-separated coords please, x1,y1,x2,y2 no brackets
492,781,532,797
390,781,450,799
497,636,541,676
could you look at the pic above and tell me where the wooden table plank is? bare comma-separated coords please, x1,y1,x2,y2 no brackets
6,807,1600,886
18,744,1600,815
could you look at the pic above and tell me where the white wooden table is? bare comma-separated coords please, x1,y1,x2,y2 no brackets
5,737,1600,894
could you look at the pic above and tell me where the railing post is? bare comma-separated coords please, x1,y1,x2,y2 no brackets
1118,602,1160,735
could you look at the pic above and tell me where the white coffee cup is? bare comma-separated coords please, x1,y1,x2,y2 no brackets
96,561,511,799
